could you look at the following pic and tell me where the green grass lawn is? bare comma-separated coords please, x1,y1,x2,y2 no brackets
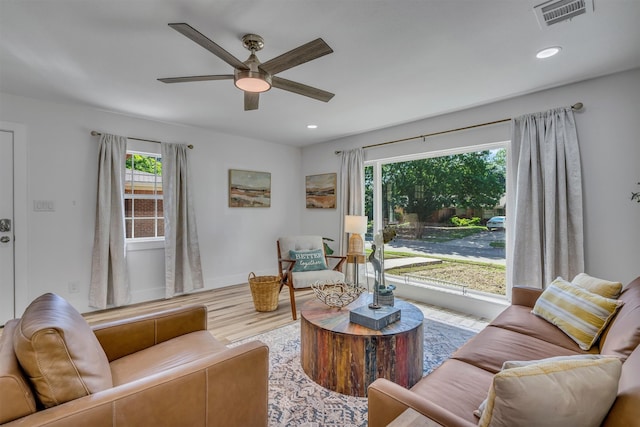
365,226,506,295
386,258,506,295
366,248,506,295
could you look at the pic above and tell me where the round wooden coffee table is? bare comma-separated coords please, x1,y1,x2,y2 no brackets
300,293,424,397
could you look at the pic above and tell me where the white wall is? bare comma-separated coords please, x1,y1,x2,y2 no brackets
2,68,638,317
1,93,303,314
302,68,640,287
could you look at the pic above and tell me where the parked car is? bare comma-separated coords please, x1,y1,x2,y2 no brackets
486,216,505,231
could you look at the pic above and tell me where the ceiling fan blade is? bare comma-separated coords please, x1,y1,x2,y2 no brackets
244,92,260,111
272,76,334,102
168,23,249,70
158,74,234,83
259,38,333,75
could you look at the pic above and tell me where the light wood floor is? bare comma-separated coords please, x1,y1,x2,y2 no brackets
83,284,317,344
2,284,489,343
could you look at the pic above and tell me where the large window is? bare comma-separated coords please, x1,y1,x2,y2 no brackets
365,143,507,297
124,152,163,239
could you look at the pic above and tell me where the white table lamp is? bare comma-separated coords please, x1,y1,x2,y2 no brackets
345,215,367,258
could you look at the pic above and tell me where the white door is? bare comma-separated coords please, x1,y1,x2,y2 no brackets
0,130,15,325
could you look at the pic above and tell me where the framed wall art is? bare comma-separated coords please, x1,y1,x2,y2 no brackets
305,173,336,209
228,169,271,207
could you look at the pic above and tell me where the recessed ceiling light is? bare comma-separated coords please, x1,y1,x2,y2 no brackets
536,47,561,59
307,124,318,129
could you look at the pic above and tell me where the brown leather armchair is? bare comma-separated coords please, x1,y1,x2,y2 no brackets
1,294,269,426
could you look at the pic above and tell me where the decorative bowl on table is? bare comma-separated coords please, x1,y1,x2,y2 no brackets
311,280,366,308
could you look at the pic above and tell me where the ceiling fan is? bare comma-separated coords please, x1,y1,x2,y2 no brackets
158,23,335,111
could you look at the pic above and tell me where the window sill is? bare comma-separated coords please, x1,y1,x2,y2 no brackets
126,239,165,251
382,273,509,320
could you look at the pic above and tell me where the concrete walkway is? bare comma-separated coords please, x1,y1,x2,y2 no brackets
382,256,441,269
366,230,507,266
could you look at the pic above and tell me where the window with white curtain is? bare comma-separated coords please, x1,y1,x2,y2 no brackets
124,151,164,240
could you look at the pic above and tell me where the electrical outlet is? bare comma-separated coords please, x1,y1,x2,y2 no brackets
68,281,80,293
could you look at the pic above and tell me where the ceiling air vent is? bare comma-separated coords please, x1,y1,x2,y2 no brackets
534,0,593,28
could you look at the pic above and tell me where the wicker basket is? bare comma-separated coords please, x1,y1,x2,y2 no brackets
248,272,280,312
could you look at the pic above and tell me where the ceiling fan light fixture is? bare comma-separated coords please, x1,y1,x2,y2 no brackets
234,70,272,93
161,24,334,110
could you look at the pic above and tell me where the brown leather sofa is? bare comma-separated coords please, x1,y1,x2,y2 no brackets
0,294,269,426
368,276,640,427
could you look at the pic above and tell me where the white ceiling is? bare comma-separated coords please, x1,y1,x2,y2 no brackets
1,1,639,147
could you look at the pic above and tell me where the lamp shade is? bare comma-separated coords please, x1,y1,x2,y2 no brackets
345,215,367,261
344,215,368,234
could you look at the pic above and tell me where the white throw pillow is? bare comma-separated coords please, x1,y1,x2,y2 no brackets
477,356,621,427
572,273,623,299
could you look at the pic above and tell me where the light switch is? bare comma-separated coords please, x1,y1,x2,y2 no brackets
33,200,55,212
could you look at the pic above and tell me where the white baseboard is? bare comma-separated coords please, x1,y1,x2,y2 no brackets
205,269,277,289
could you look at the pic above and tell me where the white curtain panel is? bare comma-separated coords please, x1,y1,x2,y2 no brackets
507,107,584,290
161,142,204,298
339,148,364,255
89,133,130,309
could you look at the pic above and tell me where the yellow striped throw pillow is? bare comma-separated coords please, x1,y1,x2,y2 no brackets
532,277,623,350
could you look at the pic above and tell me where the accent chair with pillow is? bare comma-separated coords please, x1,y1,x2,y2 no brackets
368,274,640,427
277,235,346,319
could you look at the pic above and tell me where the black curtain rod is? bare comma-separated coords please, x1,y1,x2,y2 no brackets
90,131,193,149
335,102,584,155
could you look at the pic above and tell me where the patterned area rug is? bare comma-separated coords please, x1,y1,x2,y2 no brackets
232,317,476,427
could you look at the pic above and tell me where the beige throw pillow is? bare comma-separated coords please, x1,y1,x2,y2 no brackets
572,273,623,299
473,354,607,419
477,356,622,427
13,293,113,408
501,353,604,369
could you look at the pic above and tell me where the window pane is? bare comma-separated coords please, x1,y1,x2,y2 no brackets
133,219,156,238
124,199,132,217
125,154,133,195
133,198,155,218
364,165,374,237
125,152,164,240
132,172,155,195
371,147,507,297
157,218,165,237
125,219,132,239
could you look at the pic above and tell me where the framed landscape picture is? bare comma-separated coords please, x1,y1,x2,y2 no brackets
229,169,271,207
306,173,336,209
